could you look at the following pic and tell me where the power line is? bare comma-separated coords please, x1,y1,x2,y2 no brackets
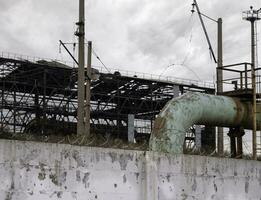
160,63,202,81
176,63,202,81
91,47,111,73
181,20,195,66
160,13,196,78
83,39,111,74
159,64,175,77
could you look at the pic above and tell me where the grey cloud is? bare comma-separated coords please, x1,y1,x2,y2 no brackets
0,0,261,81
0,0,18,12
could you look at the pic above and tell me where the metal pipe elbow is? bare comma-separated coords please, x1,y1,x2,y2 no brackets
149,92,258,154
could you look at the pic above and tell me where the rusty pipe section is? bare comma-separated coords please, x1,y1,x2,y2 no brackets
149,92,261,154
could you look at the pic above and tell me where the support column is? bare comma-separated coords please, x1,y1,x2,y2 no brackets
217,18,224,156
251,20,257,160
228,128,236,158
202,126,216,153
228,127,245,158
195,125,202,150
173,85,180,98
34,88,40,131
76,0,85,136
13,89,16,134
127,114,135,143
84,41,92,137
0,88,3,132
236,128,245,159
42,69,47,135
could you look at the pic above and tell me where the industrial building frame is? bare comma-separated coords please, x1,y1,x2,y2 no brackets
0,56,215,147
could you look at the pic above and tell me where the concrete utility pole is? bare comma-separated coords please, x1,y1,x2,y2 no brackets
243,6,261,160
192,1,222,154
84,41,92,137
76,0,85,136
217,18,223,156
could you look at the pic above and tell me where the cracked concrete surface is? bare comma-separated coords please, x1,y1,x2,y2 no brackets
0,139,260,199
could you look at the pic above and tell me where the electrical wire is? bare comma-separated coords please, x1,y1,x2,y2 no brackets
182,12,195,36
180,25,194,66
159,63,201,81
83,39,111,73
178,63,202,81
91,47,112,73
160,13,196,78
159,64,175,77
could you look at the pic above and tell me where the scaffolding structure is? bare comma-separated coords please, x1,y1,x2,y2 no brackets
219,62,261,157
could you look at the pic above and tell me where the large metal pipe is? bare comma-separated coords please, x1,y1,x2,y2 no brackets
149,92,261,154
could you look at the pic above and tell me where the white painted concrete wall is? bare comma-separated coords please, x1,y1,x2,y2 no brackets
0,139,260,200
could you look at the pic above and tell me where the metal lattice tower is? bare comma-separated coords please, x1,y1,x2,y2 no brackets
243,6,261,159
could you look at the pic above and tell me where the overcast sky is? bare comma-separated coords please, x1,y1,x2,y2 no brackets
0,0,261,83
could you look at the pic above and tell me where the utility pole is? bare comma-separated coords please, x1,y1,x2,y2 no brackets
85,41,92,137
191,1,221,154
217,18,223,156
76,0,85,136
251,19,257,160
243,6,261,160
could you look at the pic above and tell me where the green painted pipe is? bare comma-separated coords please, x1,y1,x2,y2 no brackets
149,92,261,154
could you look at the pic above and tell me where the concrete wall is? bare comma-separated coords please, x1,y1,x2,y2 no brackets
0,140,260,200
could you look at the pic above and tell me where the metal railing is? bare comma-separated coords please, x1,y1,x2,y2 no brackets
94,65,215,89
0,51,215,89
0,52,74,66
222,62,261,92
